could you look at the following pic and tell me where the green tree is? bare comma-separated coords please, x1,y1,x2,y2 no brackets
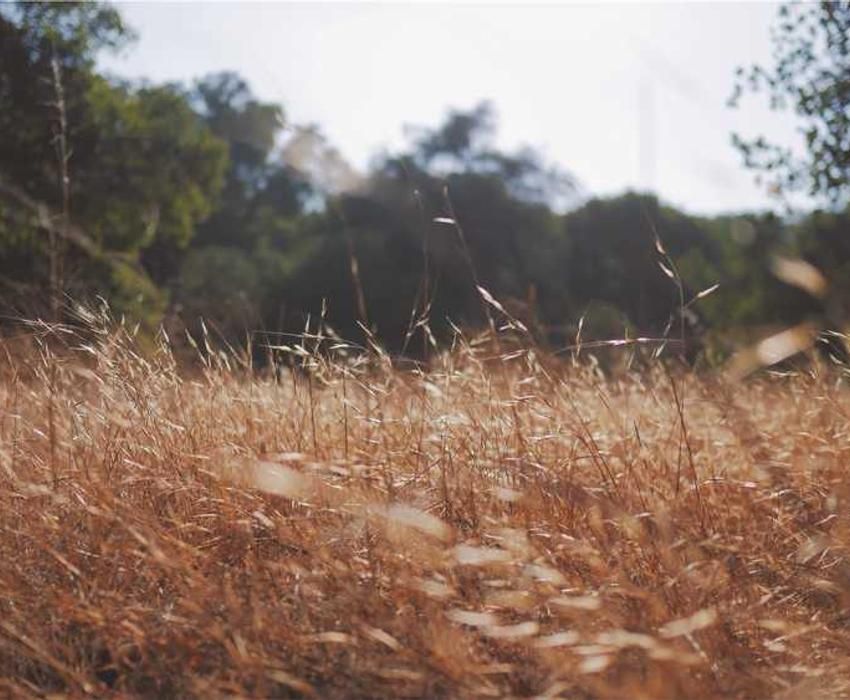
277,103,572,352
560,193,716,337
792,208,850,350
0,2,227,324
730,2,850,205
164,72,315,340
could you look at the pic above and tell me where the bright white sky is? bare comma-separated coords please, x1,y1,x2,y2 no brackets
100,1,806,215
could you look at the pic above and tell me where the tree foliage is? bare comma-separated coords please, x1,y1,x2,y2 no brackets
731,2,850,205
3,1,850,365
0,2,226,320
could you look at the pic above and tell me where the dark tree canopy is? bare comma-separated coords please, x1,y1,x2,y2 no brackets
3,1,850,367
405,101,575,207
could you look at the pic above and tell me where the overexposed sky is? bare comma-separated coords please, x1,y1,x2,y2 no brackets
101,1,804,215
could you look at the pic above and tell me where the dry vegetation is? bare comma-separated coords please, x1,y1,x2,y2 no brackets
3,315,850,699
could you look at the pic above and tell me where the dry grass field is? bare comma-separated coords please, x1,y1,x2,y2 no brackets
3,317,850,699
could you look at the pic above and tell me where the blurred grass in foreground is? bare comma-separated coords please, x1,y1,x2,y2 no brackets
2,316,850,699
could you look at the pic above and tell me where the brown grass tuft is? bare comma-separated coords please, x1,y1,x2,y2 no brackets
2,321,850,698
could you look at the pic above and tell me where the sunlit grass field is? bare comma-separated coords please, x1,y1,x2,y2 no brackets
2,317,850,699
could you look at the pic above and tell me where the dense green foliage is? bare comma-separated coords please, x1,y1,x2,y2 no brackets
1,1,849,363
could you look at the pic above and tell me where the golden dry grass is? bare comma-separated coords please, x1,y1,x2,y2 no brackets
2,321,850,699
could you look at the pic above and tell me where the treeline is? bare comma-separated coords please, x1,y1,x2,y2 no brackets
2,3,849,363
